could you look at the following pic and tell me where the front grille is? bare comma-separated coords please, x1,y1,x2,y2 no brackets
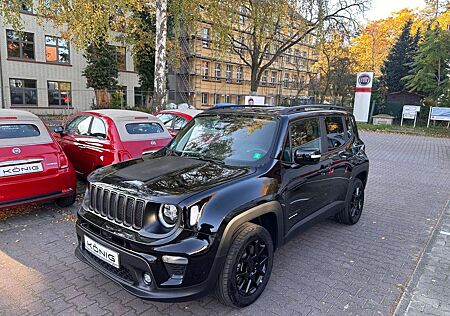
85,251,134,283
89,184,150,230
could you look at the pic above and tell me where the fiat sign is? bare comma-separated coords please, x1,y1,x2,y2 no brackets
358,74,371,86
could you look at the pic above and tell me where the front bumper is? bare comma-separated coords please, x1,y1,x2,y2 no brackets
75,218,224,302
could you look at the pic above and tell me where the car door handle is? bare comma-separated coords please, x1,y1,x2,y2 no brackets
339,151,350,159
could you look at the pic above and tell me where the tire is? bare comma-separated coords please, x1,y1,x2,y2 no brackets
336,178,365,225
56,193,76,207
215,222,274,307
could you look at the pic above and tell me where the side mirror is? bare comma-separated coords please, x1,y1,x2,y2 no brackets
294,149,321,165
53,126,64,135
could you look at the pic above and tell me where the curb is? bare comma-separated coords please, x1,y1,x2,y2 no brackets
393,199,450,316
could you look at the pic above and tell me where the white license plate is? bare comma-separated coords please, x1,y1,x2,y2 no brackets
0,162,43,177
84,235,120,268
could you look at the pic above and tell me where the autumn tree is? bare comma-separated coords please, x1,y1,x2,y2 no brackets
203,0,368,95
350,9,422,76
313,33,356,105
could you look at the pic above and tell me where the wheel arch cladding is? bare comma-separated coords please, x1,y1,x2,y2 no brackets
217,201,284,257
355,171,368,187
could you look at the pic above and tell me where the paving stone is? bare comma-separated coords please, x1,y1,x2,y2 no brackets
0,132,449,316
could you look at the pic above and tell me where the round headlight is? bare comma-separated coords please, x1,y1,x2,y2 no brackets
158,204,179,228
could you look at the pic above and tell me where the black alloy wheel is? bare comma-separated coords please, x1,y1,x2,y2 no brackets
235,238,269,296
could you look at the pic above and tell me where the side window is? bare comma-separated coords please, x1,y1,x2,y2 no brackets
75,116,92,136
66,115,90,135
90,117,107,139
288,118,321,161
173,116,187,130
325,116,346,150
156,113,175,129
345,115,356,139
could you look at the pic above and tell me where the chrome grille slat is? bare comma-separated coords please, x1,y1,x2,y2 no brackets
88,184,150,231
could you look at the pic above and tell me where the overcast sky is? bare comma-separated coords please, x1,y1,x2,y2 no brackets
366,0,426,20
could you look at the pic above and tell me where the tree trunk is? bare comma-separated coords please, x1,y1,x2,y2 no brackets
152,0,168,112
250,67,261,95
95,89,110,108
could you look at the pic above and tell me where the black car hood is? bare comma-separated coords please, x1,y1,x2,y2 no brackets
90,155,254,203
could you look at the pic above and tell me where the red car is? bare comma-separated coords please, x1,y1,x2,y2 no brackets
0,109,77,209
54,109,172,178
155,109,202,136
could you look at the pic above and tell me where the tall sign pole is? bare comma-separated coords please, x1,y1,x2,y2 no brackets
353,72,374,123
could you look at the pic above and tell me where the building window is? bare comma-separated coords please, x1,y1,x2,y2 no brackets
239,6,246,24
201,93,208,105
116,47,126,71
135,87,145,107
261,71,268,86
226,64,233,83
48,81,72,107
237,95,242,105
225,95,231,103
271,71,277,85
202,28,210,48
301,51,307,66
19,1,33,13
6,30,35,60
215,63,222,80
202,61,209,80
284,73,290,88
45,36,70,63
10,79,38,107
214,94,221,104
285,49,291,63
294,49,299,64
237,66,243,84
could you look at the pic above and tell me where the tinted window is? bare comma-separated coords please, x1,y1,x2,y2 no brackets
125,123,164,134
345,115,356,139
170,115,277,165
325,116,345,150
0,124,40,139
290,118,321,156
90,117,107,138
173,116,187,130
156,113,175,128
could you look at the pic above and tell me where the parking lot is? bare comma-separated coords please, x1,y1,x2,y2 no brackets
1,131,450,316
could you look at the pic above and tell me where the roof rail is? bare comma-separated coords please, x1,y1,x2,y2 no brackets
281,105,351,115
206,105,274,111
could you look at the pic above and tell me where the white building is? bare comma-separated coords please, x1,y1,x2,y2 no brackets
0,6,140,115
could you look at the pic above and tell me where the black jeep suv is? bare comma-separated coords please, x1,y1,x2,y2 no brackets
75,105,369,307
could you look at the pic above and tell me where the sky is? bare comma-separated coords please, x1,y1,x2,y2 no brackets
367,0,426,20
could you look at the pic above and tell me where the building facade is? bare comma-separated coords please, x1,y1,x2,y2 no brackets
0,6,140,115
168,22,318,109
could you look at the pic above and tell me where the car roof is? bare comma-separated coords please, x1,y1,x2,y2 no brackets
158,109,203,117
202,105,351,118
0,109,41,121
87,109,160,122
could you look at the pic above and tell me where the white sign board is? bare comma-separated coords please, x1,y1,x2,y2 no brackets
353,72,374,123
401,105,421,127
428,107,450,127
245,96,265,106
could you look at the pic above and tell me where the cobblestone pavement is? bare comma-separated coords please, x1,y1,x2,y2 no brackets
395,201,450,316
1,132,449,316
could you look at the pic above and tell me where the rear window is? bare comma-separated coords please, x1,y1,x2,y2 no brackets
125,123,164,135
0,124,40,139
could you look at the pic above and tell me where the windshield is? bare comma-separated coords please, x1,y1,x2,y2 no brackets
169,114,277,165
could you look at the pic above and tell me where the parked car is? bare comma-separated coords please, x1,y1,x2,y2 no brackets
74,105,369,307
54,110,172,178
0,109,76,208
155,109,202,136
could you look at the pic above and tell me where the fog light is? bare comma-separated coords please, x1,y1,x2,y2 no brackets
143,272,152,285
